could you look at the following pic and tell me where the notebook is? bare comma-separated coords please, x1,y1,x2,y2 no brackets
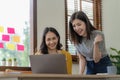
29,54,67,74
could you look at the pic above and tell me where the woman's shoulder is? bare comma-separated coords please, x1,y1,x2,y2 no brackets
92,30,104,37
60,49,68,53
60,50,71,55
92,30,103,35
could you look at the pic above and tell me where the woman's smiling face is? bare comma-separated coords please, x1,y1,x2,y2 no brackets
72,19,87,37
45,31,58,50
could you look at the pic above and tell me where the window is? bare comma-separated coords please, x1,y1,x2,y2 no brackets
0,0,35,67
65,0,102,61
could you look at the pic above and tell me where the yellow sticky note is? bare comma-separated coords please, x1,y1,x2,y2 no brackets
6,43,15,50
0,26,4,32
12,36,20,42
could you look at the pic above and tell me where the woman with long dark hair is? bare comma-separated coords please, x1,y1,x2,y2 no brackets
35,27,72,74
69,11,112,74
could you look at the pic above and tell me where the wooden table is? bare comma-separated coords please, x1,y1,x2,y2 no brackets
0,72,120,80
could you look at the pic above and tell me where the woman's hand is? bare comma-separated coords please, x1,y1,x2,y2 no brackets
94,34,103,44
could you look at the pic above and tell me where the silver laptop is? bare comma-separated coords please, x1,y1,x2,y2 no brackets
29,54,67,74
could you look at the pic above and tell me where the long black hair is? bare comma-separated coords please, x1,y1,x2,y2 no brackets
40,27,62,54
69,11,96,44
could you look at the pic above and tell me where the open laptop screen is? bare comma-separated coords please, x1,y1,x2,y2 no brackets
29,54,67,74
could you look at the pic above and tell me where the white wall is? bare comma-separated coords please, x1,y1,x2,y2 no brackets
102,0,120,52
37,0,66,50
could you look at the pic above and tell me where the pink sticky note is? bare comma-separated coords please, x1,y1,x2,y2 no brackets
2,34,10,41
17,44,24,51
0,42,4,48
7,27,15,34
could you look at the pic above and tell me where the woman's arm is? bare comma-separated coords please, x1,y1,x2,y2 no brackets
93,34,102,63
60,50,72,74
77,53,86,75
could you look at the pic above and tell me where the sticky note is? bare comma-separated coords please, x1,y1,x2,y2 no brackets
6,43,15,50
2,34,10,41
17,44,24,51
0,26,4,33
0,42,4,48
12,36,20,42
7,27,15,34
